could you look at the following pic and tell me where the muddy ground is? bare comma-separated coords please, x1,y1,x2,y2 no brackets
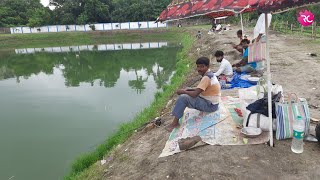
82,27,320,180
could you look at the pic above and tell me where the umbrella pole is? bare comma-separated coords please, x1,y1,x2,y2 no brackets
265,13,273,147
240,13,244,38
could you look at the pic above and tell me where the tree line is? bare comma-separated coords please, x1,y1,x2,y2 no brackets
0,0,171,27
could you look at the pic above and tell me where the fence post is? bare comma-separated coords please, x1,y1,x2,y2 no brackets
286,21,288,32
273,22,276,31
291,24,293,32
301,25,303,35
315,22,317,38
312,22,315,39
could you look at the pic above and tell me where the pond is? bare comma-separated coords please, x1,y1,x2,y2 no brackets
0,42,179,180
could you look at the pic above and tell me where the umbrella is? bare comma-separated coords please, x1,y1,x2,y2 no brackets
157,1,255,37
158,0,320,21
157,0,254,22
158,0,320,146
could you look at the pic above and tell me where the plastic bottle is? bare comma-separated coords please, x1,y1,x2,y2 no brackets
291,116,305,153
220,79,226,89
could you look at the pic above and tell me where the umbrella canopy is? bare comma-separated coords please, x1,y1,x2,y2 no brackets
158,0,252,22
158,0,320,22
205,7,255,18
252,0,320,13
158,0,320,147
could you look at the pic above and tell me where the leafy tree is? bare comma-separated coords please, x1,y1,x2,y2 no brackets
76,14,89,25
27,8,52,27
110,0,171,22
50,0,111,24
0,0,48,27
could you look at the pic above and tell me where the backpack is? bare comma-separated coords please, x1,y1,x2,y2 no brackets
316,124,320,144
246,92,281,120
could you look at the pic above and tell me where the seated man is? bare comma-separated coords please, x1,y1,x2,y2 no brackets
232,39,257,73
213,50,233,82
215,24,222,32
196,31,202,39
210,19,216,32
231,30,243,53
166,57,221,132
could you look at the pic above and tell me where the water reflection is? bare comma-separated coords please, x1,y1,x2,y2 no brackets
15,42,168,54
0,46,179,94
0,45,180,179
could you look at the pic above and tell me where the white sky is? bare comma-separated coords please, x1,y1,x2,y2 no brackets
41,0,55,10
40,0,49,6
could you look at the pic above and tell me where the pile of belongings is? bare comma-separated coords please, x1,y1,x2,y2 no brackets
238,81,312,141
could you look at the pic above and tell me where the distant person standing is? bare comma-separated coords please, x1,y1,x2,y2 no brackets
252,13,272,71
253,13,272,43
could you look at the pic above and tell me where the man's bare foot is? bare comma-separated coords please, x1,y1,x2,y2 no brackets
165,123,180,132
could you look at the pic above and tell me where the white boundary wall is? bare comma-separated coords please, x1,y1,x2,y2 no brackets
15,42,168,54
10,21,167,34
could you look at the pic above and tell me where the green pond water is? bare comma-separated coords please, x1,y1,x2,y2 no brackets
0,45,179,180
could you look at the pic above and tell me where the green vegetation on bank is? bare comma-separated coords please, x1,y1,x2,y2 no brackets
64,30,194,180
0,29,179,49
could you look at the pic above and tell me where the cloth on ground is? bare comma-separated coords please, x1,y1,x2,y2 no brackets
225,72,256,89
159,97,269,157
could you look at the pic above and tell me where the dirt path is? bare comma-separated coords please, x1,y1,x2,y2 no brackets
82,27,320,180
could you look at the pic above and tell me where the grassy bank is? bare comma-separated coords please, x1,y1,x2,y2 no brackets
0,29,180,49
63,30,194,179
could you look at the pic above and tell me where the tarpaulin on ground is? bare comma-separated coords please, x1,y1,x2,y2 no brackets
228,72,256,89
159,97,269,157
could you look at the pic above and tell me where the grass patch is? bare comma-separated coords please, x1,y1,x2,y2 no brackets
0,29,181,49
64,30,194,180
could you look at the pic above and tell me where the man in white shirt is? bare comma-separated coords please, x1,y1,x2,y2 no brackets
213,50,233,81
253,13,272,43
216,24,222,31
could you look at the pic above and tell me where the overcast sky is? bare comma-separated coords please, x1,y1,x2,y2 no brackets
40,0,49,6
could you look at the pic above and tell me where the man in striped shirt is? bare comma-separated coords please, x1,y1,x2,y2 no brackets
165,57,221,132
